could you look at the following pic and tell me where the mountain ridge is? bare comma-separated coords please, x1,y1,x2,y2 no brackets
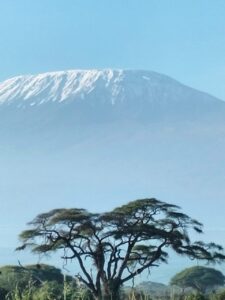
0,69,222,109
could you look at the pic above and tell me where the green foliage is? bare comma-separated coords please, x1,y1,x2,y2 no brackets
185,293,207,300
0,287,8,300
0,266,31,293
4,279,93,300
170,266,225,293
0,264,61,289
24,264,65,283
125,289,153,300
0,264,74,298
32,281,63,300
5,280,63,300
213,289,225,300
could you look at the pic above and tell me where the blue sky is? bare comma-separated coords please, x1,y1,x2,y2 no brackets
0,0,225,99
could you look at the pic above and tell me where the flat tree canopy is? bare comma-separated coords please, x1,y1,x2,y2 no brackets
170,266,225,293
17,198,225,300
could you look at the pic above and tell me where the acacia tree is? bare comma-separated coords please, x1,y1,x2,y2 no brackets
170,266,225,293
17,198,225,300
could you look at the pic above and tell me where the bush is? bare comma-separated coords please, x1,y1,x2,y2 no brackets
0,264,79,299
186,294,207,300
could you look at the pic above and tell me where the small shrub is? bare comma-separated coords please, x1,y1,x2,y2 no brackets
185,293,207,300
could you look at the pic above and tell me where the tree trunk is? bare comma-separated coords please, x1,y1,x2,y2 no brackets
102,280,121,300
92,279,121,300
102,289,120,300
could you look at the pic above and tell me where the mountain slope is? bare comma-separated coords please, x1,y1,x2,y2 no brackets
0,69,222,113
0,69,224,142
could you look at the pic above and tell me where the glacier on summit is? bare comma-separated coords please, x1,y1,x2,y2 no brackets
0,69,219,109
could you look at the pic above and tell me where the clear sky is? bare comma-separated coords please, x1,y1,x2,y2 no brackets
0,0,225,99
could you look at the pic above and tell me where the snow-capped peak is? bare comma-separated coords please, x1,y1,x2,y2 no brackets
0,69,219,107
0,69,126,105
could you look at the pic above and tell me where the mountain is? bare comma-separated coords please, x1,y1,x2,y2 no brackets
0,69,219,106
0,69,223,124
1,68,224,104
0,69,224,146
0,69,225,282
